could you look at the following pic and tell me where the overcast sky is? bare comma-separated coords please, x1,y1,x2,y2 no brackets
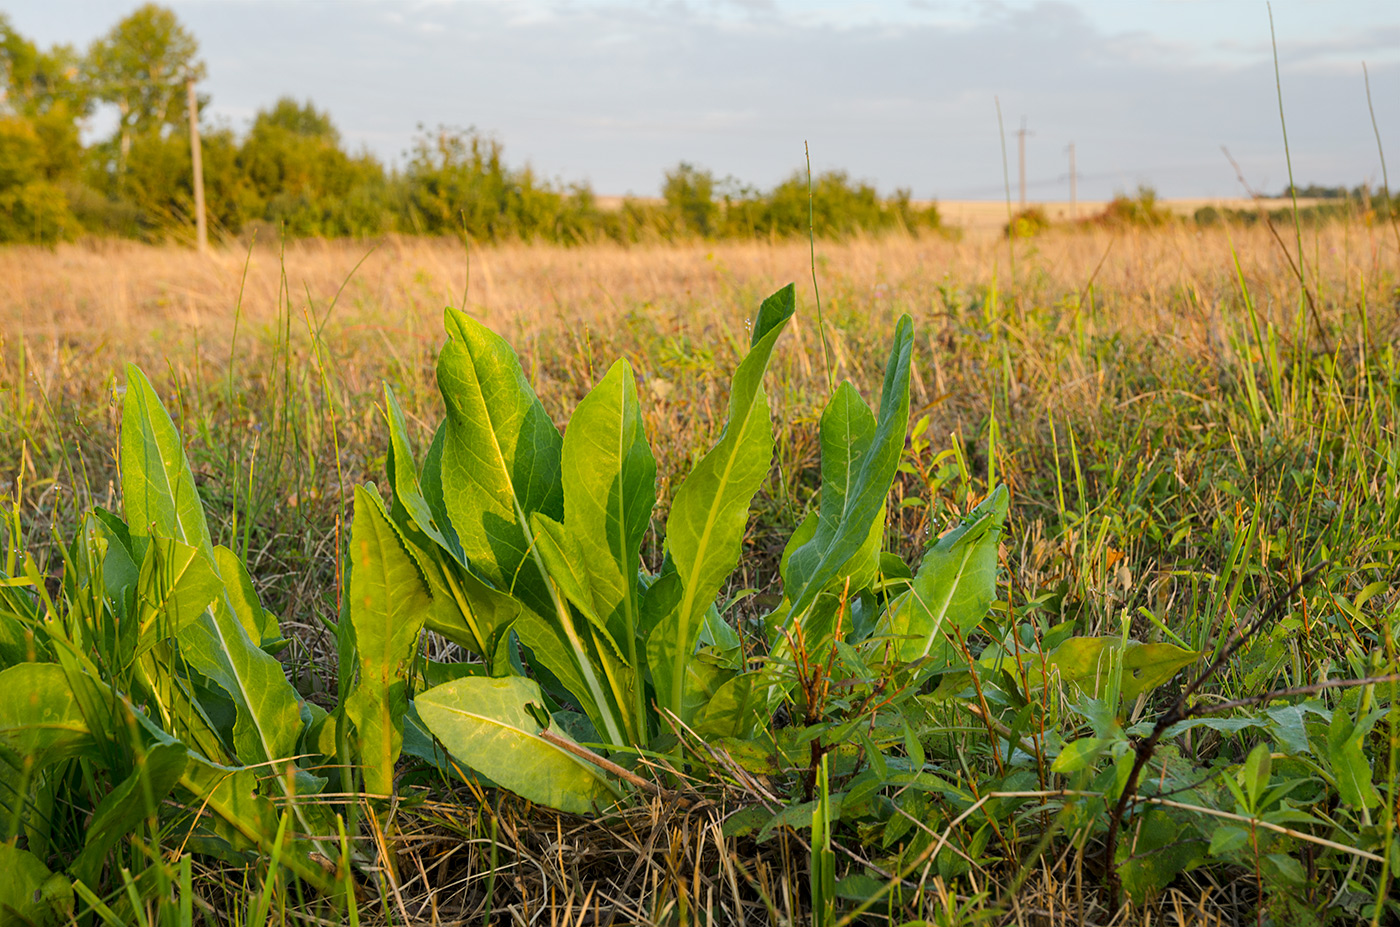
8,0,1400,200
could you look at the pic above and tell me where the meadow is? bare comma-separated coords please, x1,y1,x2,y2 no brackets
1,217,1398,925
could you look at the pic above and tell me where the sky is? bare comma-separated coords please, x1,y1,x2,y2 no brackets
7,0,1400,201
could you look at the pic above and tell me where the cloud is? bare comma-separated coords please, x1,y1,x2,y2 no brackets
10,0,1396,198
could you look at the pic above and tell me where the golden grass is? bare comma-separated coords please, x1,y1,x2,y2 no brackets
4,221,1391,355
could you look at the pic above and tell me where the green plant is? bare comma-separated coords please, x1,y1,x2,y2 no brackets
332,284,1024,820
1004,206,1050,239
0,364,334,922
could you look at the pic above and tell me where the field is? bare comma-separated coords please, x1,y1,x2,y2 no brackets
1,218,1398,925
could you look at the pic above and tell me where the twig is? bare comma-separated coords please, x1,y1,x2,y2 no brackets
1142,796,1384,863
536,729,705,811
1192,673,1400,715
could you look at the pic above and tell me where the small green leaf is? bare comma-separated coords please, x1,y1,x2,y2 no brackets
1240,743,1271,811
1052,736,1108,774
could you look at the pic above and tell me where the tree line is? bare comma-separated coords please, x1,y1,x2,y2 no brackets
0,5,941,247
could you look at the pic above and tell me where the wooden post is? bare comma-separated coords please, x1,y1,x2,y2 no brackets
186,75,208,252
1068,142,1077,219
1017,123,1027,210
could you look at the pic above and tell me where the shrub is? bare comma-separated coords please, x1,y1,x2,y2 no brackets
1005,205,1051,239
1093,185,1174,228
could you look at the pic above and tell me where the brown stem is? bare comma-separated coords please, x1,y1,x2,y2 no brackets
536,729,700,811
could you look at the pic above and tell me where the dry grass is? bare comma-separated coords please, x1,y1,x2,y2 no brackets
4,222,1388,346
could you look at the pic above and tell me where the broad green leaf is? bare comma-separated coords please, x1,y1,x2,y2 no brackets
1327,711,1380,809
416,676,620,814
0,844,71,926
175,752,331,889
1047,635,1199,702
0,663,110,767
344,485,434,798
884,485,1008,664
656,285,794,722
693,671,764,739
177,603,325,840
425,564,520,665
118,707,332,887
134,537,222,656
0,605,35,669
420,422,467,566
121,364,213,555
437,308,563,619
214,545,275,648
1265,853,1307,885
560,359,656,658
530,515,602,632
119,364,315,803
384,456,518,664
781,317,913,622
513,520,635,748
384,383,460,557
178,608,304,771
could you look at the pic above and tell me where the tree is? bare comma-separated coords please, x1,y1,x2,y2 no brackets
239,98,392,237
0,15,86,241
85,4,203,173
662,162,716,237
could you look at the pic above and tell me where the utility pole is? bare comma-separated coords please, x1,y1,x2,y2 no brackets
1067,142,1077,219
1016,119,1031,210
186,75,208,253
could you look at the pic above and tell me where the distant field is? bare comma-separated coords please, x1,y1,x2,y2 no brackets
933,196,1327,233
593,195,1326,230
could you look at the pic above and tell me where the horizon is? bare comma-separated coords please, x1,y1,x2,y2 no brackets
7,0,1400,202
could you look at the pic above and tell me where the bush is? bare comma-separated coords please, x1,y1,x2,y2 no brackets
1004,206,1051,239
0,117,79,243
1093,185,1174,228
